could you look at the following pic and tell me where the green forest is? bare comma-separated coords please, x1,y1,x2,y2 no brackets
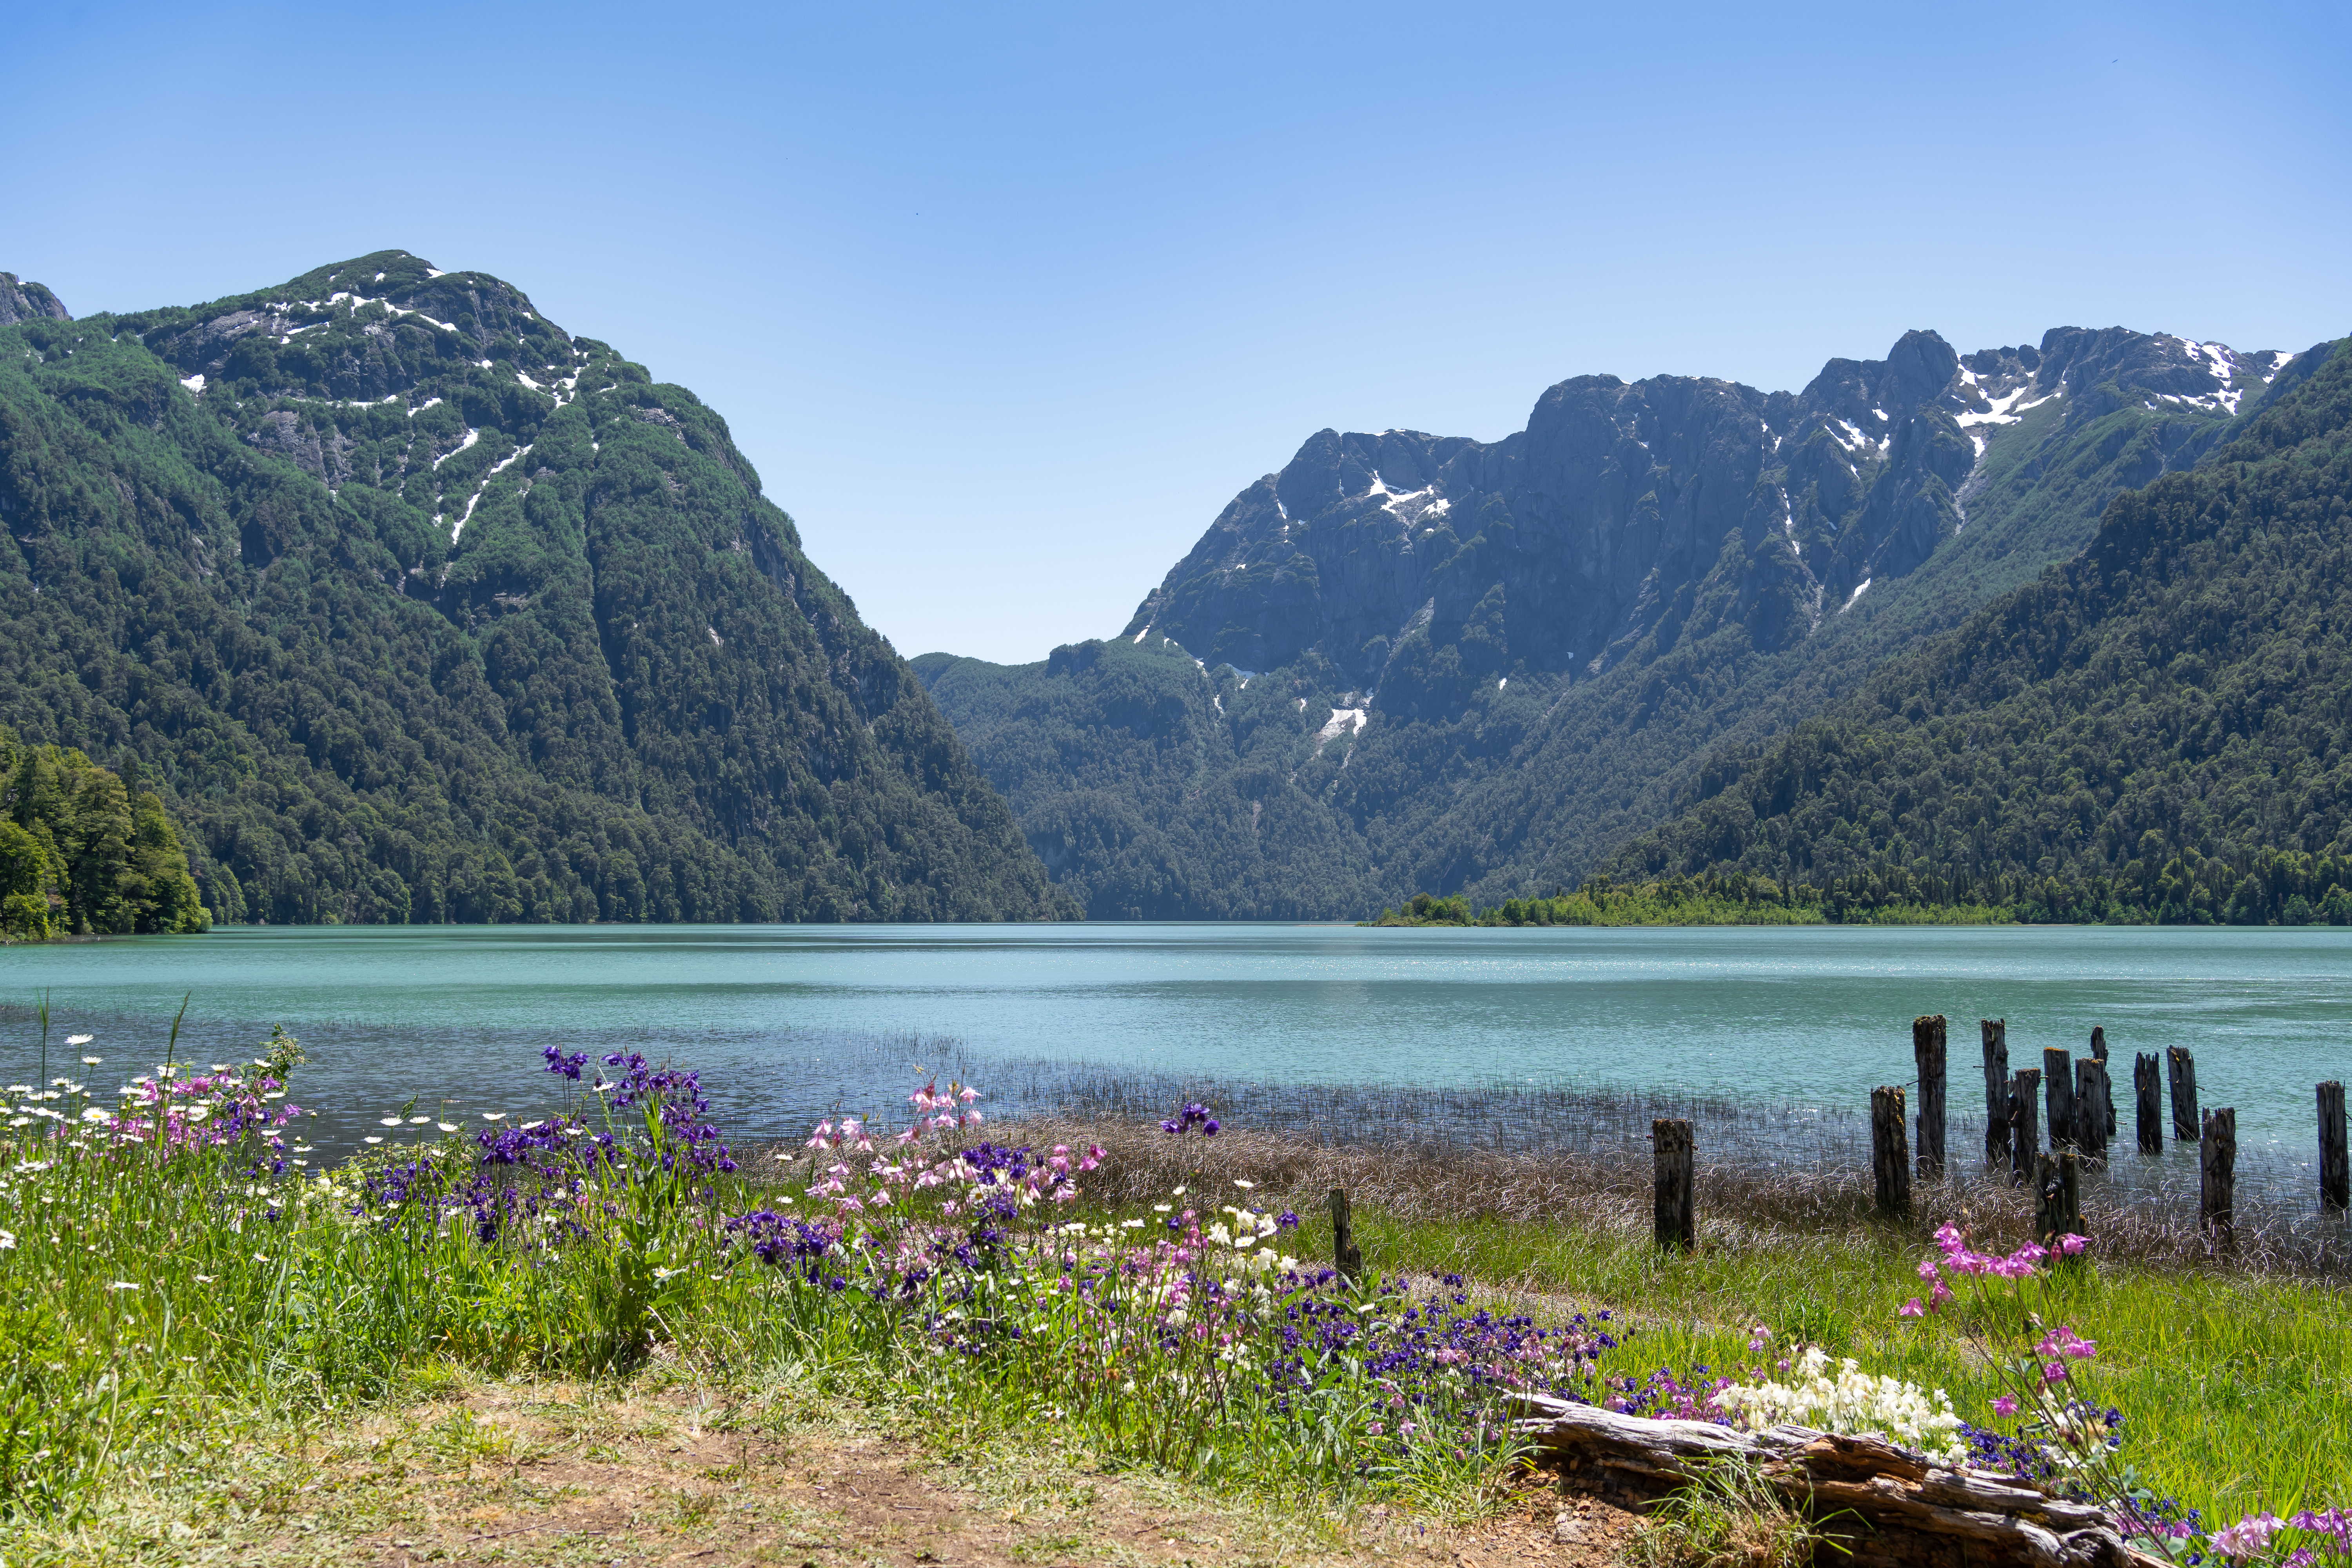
1612,337,2352,926
913,637,1380,920
1364,871,2014,928
0,252,1065,927
0,725,206,939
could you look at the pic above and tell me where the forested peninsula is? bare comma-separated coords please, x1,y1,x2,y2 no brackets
0,725,206,938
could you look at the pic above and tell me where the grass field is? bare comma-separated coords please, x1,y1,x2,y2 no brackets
2,1036,2342,1563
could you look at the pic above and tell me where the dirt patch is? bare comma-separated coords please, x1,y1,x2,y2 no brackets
176,1381,1637,1568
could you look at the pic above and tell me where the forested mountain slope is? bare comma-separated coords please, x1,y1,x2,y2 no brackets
924,326,2307,918
0,252,1065,924
1612,336,2352,925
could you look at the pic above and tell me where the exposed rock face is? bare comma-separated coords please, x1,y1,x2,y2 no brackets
1123,327,2290,715
922,320,2300,918
0,274,71,326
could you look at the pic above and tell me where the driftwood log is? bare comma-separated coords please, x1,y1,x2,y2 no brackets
1510,1394,2158,1568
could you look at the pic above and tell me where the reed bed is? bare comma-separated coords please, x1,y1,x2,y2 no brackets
952,1055,2352,1278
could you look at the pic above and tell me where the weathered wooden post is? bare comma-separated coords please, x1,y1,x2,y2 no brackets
2200,1108,2236,1249
2033,1149,2083,1245
2320,1082,2349,1212
2089,1027,2117,1138
2169,1047,2199,1142
1871,1086,1911,1219
2134,1053,2163,1154
1653,1118,1695,1251
1913,1014,1947,1180
2074,1057,2111,1165
1327,1187,1363,1281
1980,1019,2010,1165
2044,1047,2075,1148
2008,1068,2041,1186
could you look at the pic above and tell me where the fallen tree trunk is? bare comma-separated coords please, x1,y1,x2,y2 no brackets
1510,1393,2165,1568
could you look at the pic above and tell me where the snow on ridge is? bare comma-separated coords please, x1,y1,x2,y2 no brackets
1315,707,1368,750
1955,386,2056,429
433,427,481,467
179,373,205,394
408,397,443,418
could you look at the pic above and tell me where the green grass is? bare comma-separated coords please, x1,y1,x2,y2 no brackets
1313,1205,2352,1523
5,1039,2343,1553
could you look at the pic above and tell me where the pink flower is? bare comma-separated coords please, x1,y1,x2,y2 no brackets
1992,1395,2018,1416
1933,1222,1965,1252
1929,1278,1953,1306
1366,1421,1385,1436
1899,1298,1926,1318
1916,1258,1941,1281
2211,1514,2284,1562
2042,1361,2067,1384
2058,1232,2089,1256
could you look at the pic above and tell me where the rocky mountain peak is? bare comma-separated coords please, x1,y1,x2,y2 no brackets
1124,323,2289,717
0,273,71,326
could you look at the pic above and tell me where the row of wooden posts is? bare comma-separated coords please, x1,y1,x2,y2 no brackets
1644,1014,2352,1253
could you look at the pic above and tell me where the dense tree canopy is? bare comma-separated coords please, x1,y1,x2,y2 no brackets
1613,340,2352,925
0,253,1066,926
0,726,205,939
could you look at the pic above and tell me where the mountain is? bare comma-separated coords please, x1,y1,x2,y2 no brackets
0,252,1068,924
1612,335,2352,926
920,326,2307,918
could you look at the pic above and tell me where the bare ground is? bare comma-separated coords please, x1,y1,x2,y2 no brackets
34,1378,1640,1568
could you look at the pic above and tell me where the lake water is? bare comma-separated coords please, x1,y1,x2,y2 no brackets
6,924,2351,1182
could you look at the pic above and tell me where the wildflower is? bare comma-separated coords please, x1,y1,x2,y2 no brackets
437,1122,458,1133
379,1117,403,1127
482,1112,508,1122
408,1116,430,1125
67,1035,93,1047
107,1281,139,1291
1992,1395,2019,1416
1899,1298,1926,1318
2212,1515,2285,1562
364,1136,384,1145
1233,1178,1254,1189
194,1274,214,1283
82,1055,102,1066
0,1231,13,1250
2058,1233,2088,1256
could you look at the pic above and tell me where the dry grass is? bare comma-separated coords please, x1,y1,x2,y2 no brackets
947,1111,2352,1278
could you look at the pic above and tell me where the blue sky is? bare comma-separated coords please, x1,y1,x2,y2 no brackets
10,1,2347,662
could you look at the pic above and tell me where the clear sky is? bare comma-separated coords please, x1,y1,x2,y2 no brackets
9,2,2347,663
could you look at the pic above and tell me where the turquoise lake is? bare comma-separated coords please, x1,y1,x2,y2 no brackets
5,924,2350,1182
